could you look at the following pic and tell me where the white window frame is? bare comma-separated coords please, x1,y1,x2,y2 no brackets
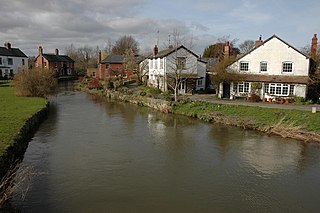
239,61,249,71
160,58,164,69
234,82,250,93
264,83,293,96
260,61,267,72
150,59,153,69
282,62,293,73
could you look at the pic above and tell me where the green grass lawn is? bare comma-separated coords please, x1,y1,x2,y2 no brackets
173,100,320,132
0,84,47,155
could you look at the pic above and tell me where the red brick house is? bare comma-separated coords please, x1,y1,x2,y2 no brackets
35,46,75,76
87,52,133,80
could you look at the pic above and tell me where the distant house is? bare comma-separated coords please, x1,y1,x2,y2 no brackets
219,34,318,100
0,42,28,79
35,46,75,76
87,52,133,80
148,45,206,94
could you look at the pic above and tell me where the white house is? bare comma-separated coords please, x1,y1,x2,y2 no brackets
219,34,317,100
0,42,28,79
148,45,206,94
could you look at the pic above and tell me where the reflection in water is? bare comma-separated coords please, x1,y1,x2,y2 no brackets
9,88,320,213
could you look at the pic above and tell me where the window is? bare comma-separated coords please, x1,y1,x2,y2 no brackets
177,57,186,70
155,59,158,69
236,82,250,93
240,61,249,71
150,59,153,69
92,72,96,78
260,62,267,72
160,58,163,69
44,62,47,68
123,73,127,78
8,58,13,65
289,85,294,95
0,58,2,65
264,83,269,93
197,79,203,86
282,62,293,73
265,83,293,96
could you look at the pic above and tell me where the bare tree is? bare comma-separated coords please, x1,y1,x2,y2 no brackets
65,44,99,75
202,36,239,61
111,35,139,55
239,40,255,55
123,49,148,85
165,32,199,101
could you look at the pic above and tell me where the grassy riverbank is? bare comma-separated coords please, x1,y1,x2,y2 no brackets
0,84,47,155
173,100,320,142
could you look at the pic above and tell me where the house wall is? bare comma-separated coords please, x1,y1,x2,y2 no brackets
0,55,28,77
225,36,310,99
148,48,206,93
229,37,309,76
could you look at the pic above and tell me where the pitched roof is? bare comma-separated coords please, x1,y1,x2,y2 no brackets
41,54,74,62
235,35,309,62
0,47,27,58
101,55,123,64
148,45,199,59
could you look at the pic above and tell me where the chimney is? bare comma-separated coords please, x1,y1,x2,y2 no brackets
98,50,102,63
224,41,230,58
255,35,263,47
153,45,158,56
311,34,318,58
4,42,11,49
55,48,59,55
39,46,43,56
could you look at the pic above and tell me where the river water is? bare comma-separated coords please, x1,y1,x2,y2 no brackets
11,85,320,213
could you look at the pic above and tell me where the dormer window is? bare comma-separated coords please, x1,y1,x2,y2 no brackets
260,61,267,72
240,61,249,71
282,62,293,73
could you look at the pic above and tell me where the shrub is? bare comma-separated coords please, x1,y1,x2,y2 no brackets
13,68,57,97
247,94,260,102
87,78,102,90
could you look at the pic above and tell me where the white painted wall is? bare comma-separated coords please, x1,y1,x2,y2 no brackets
229,37,309,76
148,47,206,92
0,55,28,77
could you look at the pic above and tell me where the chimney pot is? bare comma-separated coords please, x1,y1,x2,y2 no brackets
4,42,11,49
224,41,230,58
98,50,102,63
55,48,59,55
255,35,263,47
311,34,318,57
39,46,43,56
153,45,158,56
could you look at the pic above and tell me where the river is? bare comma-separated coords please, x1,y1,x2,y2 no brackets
10,85,320,213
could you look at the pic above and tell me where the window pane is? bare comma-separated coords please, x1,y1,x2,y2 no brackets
260,62,267,72
240,62,249,71
282,62,293,72
244,82,249,93
289,85,294,95
264,83,269,93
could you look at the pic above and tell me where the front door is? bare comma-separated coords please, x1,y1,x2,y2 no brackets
222,81,230,99
178,81,186,94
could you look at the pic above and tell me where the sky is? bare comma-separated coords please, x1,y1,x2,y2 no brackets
1,0,319,56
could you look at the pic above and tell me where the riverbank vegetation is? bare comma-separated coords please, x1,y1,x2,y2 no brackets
0,84,47,156
173,100,320,142
13,68,58,98
76,78,320,142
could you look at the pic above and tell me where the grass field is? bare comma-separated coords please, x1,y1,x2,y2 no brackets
0,84,46,155
173,100,320,132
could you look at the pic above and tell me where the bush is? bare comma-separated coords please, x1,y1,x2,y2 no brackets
13,68,57,97
87,78,102,90
247,94,260,102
